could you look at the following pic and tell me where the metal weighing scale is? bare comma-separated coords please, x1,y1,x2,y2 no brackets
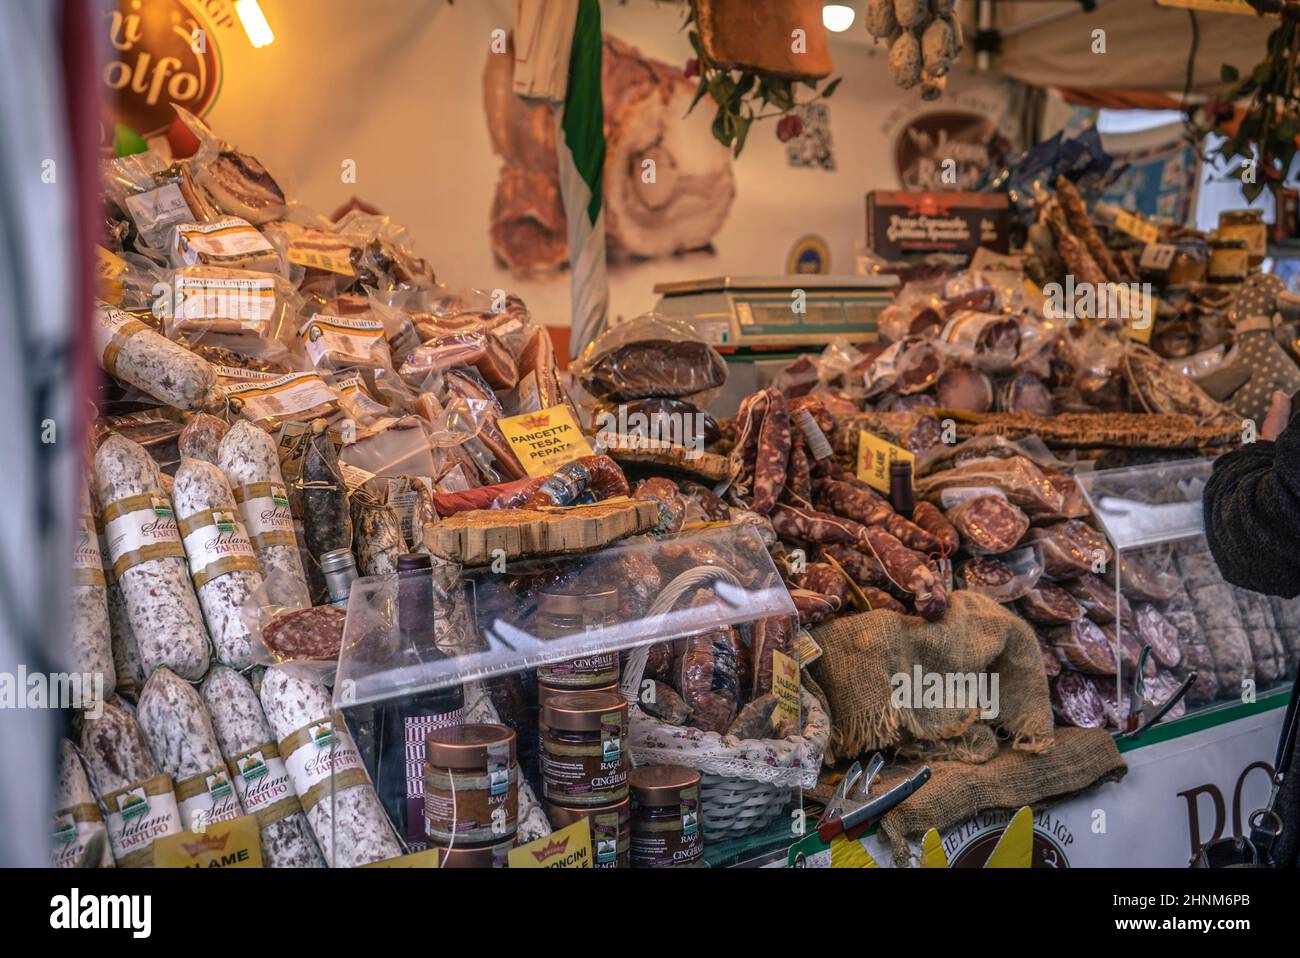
652,274,897,416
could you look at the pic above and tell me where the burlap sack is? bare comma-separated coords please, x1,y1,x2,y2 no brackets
876,727,1127,865
809,590,1053,762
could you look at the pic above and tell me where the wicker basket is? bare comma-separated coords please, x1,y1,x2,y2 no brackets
698,773,791,839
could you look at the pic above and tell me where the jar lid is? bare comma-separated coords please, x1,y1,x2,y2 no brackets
426,723,517,769
629,764,700,805
1211,237,1249,249
546,797,630,829
538,589,619,620
538,680,619,710
434,837,513,868
319,548,356,574
541,690,627,731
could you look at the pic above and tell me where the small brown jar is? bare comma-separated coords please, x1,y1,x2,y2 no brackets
535,589,621,688
424,724,518,846
537,679,619,711
547,798,631,868
1219,208,1266,268
541,691,629,807
433,837,513,868
1208,237,1249,284
629,765,704,868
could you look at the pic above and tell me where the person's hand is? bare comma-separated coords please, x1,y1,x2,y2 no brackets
1261,390,1292,441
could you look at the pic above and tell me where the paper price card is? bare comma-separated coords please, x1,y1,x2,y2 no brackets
154,815,262,869
1120,286,1157,344
856,431,914,494
499,405,593,478
1112,209,1159,244
771,650,800,728
508,819,593,868
363,848,444,868
1156,0,1259,14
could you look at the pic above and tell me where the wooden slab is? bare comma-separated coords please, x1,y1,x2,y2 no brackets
602,434,735,482
422,499,661,566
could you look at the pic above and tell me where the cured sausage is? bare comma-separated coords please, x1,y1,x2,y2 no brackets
770,503,870,548
944,495,1029,555
53,740,113,868
201,666,325,867
633,476,688,534
1037,637,1062,678
794,563,849,607
731,389,770,474
673,628,741,733
861,587,907,613
177,413,230,464
912,501,959,556
80,703,184,867
137,667,245,833
749,615,795,698
915,456,1063,516
259,665,402,867
751,389,791,515
218,420,310,603
73,478,114,706
300,419,352,562
1101,624,1156,676
821,544,892,591
1063,573,1134,628
879,511,942,555
781,440,813,507
1045,618,1116,675
93,435,211,681
814,479,892,527
1018,584,1085,625
860,525,947,621
1051,671,1107,729
93,303,220,410
173,458,264,669
519,455,630,507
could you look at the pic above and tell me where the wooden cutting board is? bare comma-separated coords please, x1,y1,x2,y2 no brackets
422,499,661,566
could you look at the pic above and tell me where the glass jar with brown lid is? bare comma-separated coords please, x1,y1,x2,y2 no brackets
540,690,629,807
1219,209,1266,268
546,797,631,868
1208,237,1249,284
534,588,621,689
424,723,518,847
629,764,704,868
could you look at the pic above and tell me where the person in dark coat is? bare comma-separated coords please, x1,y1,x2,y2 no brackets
1204,389,1300,867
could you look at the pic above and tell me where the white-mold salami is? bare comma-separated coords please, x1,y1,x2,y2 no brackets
93,302,220,410
73,478,114,705
52,740,114,868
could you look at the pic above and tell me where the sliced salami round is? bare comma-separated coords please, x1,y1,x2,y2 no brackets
945,495,1029,555
1037,636,1062,678
1051,671,1106,728
1134,603,1182,669
1062,573,1134,628
1017,583,1085,625
1046,618,1116,675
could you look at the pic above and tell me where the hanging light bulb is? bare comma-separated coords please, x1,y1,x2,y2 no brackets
823,3,856,33
236,0,275,48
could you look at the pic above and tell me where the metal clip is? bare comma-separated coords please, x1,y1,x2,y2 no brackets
1122,645,1196,740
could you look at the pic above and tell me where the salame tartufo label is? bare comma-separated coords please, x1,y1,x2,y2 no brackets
178,508,259,588
102,493,186,580
51,804,111,869
101,773,182,868
227,742,302,828
175,766,243,832
280,717,370,814
73,515,106,587
232,481,297,550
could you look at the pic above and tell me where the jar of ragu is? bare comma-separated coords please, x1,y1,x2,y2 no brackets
433,837,513,868
1208,236,1249,284
1219,208,1267,269
541,690,629,807
537,679,619,711
547,798,631,868
629,765,704,868
534,589,621,689
424,724,518,847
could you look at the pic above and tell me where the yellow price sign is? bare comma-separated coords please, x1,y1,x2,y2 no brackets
508,819,593,868
856,431,914,494
154,815,263,869
499,405,593,478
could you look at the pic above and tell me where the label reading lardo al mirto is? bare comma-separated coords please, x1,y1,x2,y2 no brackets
178,508,259,588
172,217,274,266
73,515,106,588
300,314,385,368
231,481,297,551
51,804,112,869
175,273,277,328
227,742,302,828
175,766,243,833
101,773,182,868
225,372,339,424
279,716,370,814
102,493,187,580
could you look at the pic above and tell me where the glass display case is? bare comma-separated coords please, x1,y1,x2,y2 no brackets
319,524,821,868
1075,459,1297,733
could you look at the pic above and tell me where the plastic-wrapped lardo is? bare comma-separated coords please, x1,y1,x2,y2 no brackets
53,740,114,868
72,478,114,706
93,435,211,681
137,667,245,833
173,458,264,668
80,703,184,867
217,420,310,601
93,303,220,410
201,666,325,868
259,665,402,867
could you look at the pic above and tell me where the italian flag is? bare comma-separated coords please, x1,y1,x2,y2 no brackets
554,0,607,358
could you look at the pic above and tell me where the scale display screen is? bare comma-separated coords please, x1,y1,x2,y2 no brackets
734,295,878,338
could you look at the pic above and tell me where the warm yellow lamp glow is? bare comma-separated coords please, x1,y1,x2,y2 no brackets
236,0,275,48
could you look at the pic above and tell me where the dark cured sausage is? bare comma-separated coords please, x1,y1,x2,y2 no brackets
860,525,947,621
815,479,892,526
770,504,870,549
821,544,892,590
751,389,791,515
912,501,959,555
